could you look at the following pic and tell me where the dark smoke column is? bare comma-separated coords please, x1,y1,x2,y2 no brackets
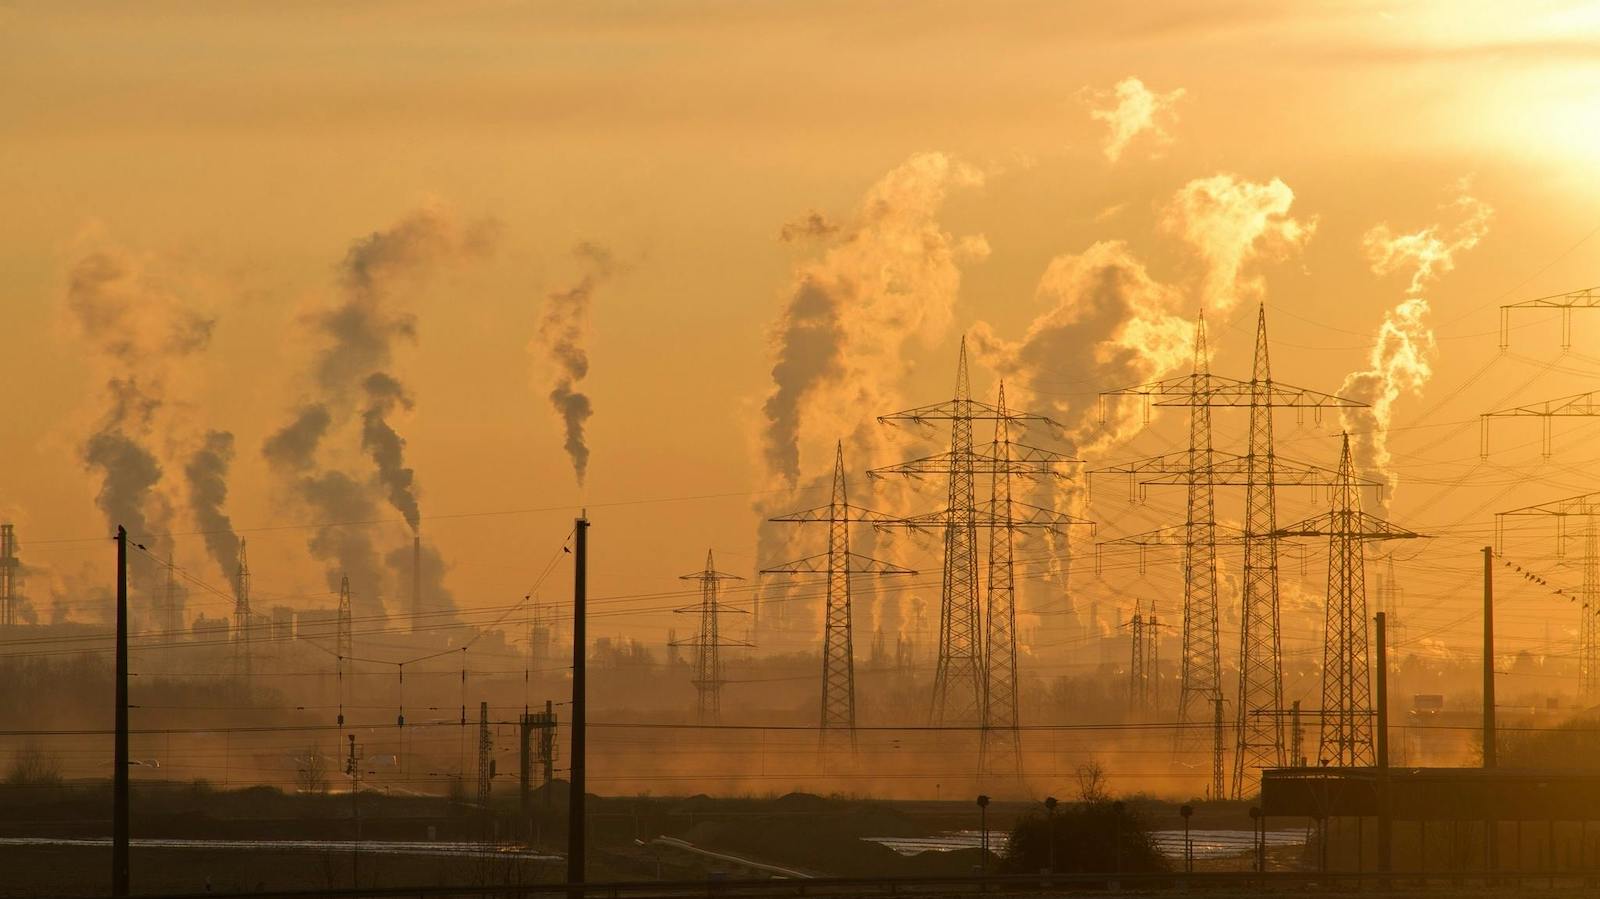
537,243,613,486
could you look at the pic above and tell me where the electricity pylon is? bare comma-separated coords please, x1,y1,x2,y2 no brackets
876,374,1089,776
673,550,748,724
476,700,492,809
1129,604,1146,713
1483,284,1600,456
1097,305,1367,797
1276,434,1422,766
233,538,253,681
1498,284,1600,349
337,574,353,661
0,524,17,630
1496,491,1600,704
765,442,914,750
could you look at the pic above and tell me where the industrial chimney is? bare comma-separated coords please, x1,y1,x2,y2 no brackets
412,534,422,633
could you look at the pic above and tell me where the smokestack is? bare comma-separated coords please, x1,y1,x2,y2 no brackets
413,534,422,633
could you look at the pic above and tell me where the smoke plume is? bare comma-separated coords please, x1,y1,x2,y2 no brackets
754,153,988,648
535,242,613,486
264,204,496,606
1162,174,1315,313
361,373,419,532
973,175,1314,635
760,151,988,488
1341,185,1493,505
184,430,242,581
67,247,214,599
1087,77,1185,163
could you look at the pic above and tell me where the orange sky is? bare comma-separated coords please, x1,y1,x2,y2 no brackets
3,1,1600,675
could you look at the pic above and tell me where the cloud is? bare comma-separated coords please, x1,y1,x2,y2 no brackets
1088,76,1186,162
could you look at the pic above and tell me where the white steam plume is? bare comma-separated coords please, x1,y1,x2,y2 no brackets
1341,184,1493,506
1162,174,1316,314
756,152,988,646
1087,77,1185,163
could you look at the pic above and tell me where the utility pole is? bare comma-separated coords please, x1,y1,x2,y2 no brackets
765,442,912,752
568,515,588,895
1375,611,1391,874
113,525,129,898
1484,544,1498,873
672,551,748,724
1275,434,1421,767
477,701,493,839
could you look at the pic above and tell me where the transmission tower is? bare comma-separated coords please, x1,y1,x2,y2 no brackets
0,524,16,631
1098,316,1223,787
1129,605,1145,713
875,361,1088,772
765,442,914,748
673,550,748,723
1096,307,1368,796
1482,284,1600,456
1498,285,1600,349
477,700,492,809
160,559,184,644
234,538,253,681
337,574,353,660
1148,605,1160,711
1277,434,1422,766
1496,491,1600,704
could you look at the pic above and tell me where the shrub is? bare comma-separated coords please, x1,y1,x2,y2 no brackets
1001,800,1169,874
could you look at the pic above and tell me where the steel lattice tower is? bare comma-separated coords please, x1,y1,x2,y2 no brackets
337,574,353,661
0,524,17,630
476,700,492,808
1129,605,1145,712
876,343,1087,730
928,340,981,725
766,442,913,747
982,384,1022,774
1096,305,1368,797
1278,434,1421,766
233,538,253,680
1496,491,1600,704
877,366,1089,775
674,550,746,723
1235,307,1284,794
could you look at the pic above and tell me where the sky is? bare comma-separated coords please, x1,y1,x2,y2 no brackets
3,0,1600,670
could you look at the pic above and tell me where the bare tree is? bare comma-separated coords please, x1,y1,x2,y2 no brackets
4,741,63,787
295,747,330,795
1075,760,1108,803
